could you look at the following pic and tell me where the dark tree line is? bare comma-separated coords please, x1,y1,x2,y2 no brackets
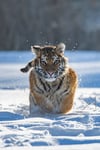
0,0,100,50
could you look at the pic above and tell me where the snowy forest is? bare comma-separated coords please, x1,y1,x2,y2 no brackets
0,0,100,50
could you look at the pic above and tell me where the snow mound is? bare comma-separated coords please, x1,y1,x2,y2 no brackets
0,51,100,149
0,89,100,148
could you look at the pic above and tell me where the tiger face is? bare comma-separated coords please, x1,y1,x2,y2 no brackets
32,43,68,82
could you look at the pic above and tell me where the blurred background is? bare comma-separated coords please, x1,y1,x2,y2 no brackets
0,0,100,50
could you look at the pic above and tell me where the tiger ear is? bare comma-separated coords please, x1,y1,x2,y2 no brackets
31,45,41,56
56,43,66,55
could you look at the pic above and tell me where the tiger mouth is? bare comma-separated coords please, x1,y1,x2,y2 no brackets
35,67,65,80
43,72,63,81
45,78,56,82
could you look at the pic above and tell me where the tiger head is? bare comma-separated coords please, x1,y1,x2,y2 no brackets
31,43,68,82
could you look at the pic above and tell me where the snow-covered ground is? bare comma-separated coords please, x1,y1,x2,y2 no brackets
0,50,100,149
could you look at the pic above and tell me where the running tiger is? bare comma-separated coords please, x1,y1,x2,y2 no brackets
20,43,78,114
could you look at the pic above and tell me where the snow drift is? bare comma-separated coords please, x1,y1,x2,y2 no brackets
0,51,100,149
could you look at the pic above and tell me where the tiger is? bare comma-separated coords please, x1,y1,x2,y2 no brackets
20,43,78,114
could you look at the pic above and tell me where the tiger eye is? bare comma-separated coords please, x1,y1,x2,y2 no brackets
54,60,60,65
41,60,47,65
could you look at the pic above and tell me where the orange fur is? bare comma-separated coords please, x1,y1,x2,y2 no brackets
21,43,78,114
29,67,78,114
60,68,77,113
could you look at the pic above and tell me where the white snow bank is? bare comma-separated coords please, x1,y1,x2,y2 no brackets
0,144,100,150
0,88,100,148
0,51,100,149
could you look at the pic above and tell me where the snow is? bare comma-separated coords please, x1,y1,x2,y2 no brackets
0,50,100,149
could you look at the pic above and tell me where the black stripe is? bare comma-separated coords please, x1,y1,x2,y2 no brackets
57,99,61,105
46,82,51,92
62,87,69,95
56,76,65,91
36,84,44,93
28,61,33,67
39,78,47,91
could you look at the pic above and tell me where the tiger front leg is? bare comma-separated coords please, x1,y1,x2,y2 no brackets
60,89,76,114
29,92,42,116
60,68,78,114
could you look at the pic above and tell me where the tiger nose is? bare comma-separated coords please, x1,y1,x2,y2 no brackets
48,71,54,76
